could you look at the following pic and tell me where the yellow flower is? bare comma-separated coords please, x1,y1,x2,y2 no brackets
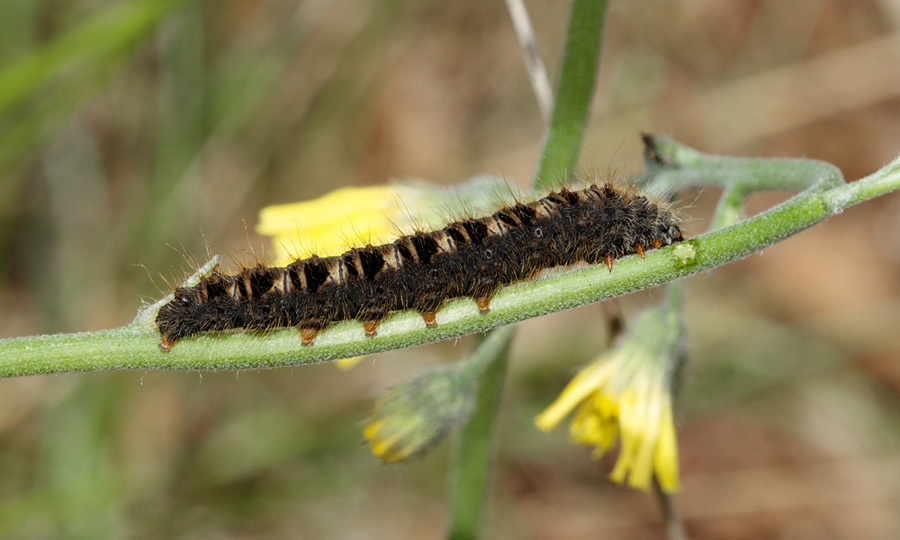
364,409,435,464
258,184,426,368
256,184,433,264
256,178,519,265
255,178,517,369
535,292,684,493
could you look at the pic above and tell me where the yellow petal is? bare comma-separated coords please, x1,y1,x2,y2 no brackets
653,401,680,492
335,356,364,370
257,185,428,263
534,360,614,431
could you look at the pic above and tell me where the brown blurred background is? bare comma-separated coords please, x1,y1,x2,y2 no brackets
1,1,899,538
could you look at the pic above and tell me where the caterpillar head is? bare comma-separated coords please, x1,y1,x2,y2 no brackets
155,287,204,351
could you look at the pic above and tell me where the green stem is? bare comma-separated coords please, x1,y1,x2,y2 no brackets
445,326,515,540
709,185,749,231
2,139,900,378
822,152,900,209
654,479,689,540
643,134,844,194
532,0,608,188
446,2,609,537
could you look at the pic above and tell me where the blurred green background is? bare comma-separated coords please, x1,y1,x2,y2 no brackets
1,1,900,538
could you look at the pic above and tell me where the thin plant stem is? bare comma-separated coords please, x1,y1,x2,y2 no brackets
445,326,515,540
654,479,690,540
504,0,553,124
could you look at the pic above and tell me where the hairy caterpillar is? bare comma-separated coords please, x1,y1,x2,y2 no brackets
155,183,683,351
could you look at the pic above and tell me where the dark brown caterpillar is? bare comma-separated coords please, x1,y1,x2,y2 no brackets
156,184,683,351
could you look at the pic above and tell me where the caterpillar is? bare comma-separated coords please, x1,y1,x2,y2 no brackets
155,183,683,351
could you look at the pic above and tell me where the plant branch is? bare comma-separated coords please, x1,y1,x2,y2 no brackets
445,326,515,540
504,0,553,124
532,0,608,188
446,1,609,537
2,138,899,378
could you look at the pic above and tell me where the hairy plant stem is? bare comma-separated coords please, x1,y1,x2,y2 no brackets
446,1,608,537
2,137,900,378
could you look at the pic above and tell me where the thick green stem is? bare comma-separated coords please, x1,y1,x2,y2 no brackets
2,139,899,378
446,2,609,537
532,0,608,188
643,134,844,194
822,152,900,209
445,326,515,540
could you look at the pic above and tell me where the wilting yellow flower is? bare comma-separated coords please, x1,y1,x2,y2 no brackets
535,291,684,493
